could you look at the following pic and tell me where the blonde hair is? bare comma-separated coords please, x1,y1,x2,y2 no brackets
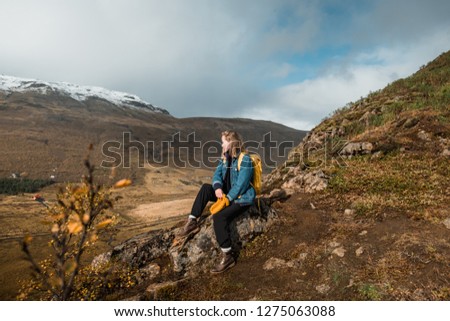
221,130,245,158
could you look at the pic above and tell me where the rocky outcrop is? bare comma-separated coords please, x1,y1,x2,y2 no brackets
93,197,277,281
263,128,337,193
280,169,329,194
170,200,277,276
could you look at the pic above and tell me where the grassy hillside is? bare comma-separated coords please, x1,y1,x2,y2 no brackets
266,50,450,223
318,50,449,222
160,51,449,301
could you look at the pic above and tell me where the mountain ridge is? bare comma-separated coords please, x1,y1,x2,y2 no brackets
0,76,306,182
0,74,170,115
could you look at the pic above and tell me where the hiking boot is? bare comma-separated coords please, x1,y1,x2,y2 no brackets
210,251,236,274
179,218,200,237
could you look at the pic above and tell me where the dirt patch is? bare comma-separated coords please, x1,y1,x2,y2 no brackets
129,199,193,221
161,192,449,301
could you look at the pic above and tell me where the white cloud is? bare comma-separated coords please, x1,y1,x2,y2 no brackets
243,30,450,130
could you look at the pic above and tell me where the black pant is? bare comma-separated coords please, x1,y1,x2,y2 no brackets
191,183,250,249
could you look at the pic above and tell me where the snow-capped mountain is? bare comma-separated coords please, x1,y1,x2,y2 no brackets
0,75,169,114
0,74,304,183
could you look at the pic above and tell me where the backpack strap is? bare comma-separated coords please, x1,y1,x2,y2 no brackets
237,151,254,187
237,151,261,212
237,152,245,171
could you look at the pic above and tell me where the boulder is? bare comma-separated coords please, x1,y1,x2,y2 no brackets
170,199,277,276
93,198,277,279
108,229,175,268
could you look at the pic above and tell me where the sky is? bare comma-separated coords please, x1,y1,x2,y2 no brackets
0,0,449,130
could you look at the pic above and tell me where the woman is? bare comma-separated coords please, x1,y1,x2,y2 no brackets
179,130,255,274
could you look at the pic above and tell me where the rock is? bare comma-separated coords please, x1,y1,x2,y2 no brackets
93,198,277,282
315,284,331,294
281,170,328,194
281,179,297,191
328,241,341,248
417,130,432,141
145,279,186,300
403,117,419,128
263,257,290,270
340,142,374,157
443,218,450,229
438,137,450,156
91,251,112,269
283,188,295,196
263,253,307,271
268,188,289,202
355,247,364,257
344,209,355,216
169,199,276,276
371,151,384,160
359,230,368,236
346,279,354,288
332,247,346,257
297,253,308,261
343,209,355,222
108,230,175,268
140,263,161,280
303,170,328,193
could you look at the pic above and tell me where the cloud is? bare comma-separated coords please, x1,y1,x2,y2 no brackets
350,0,450,47
242,29,450,130
0,0,448,130
0,1,274,114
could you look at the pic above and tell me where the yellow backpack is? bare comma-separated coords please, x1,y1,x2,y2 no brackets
237,152,263,195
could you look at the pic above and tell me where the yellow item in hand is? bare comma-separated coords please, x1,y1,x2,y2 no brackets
210,195,230,215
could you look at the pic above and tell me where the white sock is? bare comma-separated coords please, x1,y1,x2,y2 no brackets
221,247,232,253
189,215,197,220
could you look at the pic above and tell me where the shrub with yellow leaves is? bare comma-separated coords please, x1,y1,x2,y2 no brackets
20,148,130,301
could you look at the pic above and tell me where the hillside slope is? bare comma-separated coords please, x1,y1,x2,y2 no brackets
158,51,449,300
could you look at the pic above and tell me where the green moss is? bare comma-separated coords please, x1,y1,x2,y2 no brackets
359,284,382,300
326,153,449,220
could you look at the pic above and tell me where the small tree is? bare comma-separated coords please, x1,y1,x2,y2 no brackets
20,147,131,300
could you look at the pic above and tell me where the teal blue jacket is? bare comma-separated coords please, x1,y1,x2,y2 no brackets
212,152,255,205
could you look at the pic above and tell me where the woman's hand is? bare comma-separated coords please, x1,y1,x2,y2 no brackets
215,188,223,199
